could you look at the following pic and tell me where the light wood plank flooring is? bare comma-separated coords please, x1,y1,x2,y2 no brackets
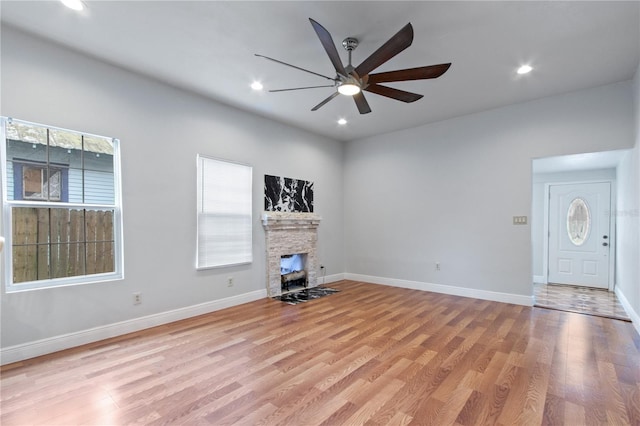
2,280,639,425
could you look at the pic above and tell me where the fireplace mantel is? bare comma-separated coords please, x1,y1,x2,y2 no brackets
262,212,321,230
262,212,321,297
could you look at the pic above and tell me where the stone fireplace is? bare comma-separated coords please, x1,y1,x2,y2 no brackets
262,212,321,297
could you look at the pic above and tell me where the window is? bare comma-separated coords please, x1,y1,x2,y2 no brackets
567,197,590,246
14,161,68,201
1,117,123,291
196,155,252,269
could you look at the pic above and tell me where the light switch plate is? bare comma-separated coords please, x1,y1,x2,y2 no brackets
513,216,528,225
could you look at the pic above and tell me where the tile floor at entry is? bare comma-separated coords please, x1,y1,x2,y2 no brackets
534,283,631,321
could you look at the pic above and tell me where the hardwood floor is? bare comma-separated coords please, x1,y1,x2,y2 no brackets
2,280,639,425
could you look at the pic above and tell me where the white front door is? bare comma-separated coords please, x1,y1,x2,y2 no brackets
548,182,611,288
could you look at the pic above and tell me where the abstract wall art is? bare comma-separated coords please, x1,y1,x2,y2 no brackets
264,174,314,212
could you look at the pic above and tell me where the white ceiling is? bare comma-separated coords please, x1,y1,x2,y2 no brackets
1,1,639,142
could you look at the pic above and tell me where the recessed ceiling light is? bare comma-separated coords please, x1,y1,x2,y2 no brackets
60,0,84,11
251,81,263,91
517,65,533,75
337,118,348,125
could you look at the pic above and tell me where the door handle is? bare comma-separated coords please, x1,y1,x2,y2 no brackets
603,235,608,239
603,242,609,247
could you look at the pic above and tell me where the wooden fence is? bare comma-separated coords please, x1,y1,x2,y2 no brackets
12,208,114,283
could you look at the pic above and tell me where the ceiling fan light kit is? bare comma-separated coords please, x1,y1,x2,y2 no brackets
256,18,451,115
517,64,533,75
60,0,84,11
337,82,361,96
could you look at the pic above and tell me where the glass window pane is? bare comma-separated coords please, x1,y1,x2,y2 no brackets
85,135,114,156
49,128,82,151
84,210,114,243
83,171,115,204
51,243,86,279
85,242,115,275
12,207,47,246
67,167,84,203
6,121,47,145
567,198,590,246
7,138,47,164
49,208,86,243
83,136,114,173
11,207,50,282
12,244,40,283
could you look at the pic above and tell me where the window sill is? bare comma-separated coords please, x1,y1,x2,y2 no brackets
5,272,124,293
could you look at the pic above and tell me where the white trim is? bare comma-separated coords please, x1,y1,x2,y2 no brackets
0,289,267,365
615,286,640,336
344,273,533,306
533,275,547,284
542,183,550,284
317,273,345,286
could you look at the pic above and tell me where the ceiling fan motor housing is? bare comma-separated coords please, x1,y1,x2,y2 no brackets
342,37,359,51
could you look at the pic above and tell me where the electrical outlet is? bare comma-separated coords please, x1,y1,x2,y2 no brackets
227,277,234,287
133,292,141,305
435,262,441,271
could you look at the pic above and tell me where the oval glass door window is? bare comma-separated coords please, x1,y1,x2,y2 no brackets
567,198,590,246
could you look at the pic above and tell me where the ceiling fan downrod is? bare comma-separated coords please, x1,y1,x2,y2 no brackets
342,37,359,70
337,37,362,95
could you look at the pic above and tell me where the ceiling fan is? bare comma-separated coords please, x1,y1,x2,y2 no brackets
255,18,451,114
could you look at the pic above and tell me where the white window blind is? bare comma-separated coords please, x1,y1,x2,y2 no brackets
196,155,252,269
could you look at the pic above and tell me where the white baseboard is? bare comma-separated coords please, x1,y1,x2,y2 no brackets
533,275,547,284
1,289,267,366
615,286,640,336
344,273,534,306
317,273,345,285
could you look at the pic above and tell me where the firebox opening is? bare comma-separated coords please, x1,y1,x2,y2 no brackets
281,253,307,293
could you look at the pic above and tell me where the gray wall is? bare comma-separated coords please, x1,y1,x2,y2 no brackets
344,81,634,299
0,27,345,349
616,68,640,324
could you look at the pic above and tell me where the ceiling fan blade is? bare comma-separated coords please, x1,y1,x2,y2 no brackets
364,83,423,103
354,23,414,77
311,91,340,111
270,84,336,92
368,63,452,84
309,18,348,77
255,54,337,82
353,91,372,114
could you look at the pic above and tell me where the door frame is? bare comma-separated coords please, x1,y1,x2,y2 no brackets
541,179,616,290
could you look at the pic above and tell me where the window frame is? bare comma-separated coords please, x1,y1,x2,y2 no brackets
1,117,124,292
